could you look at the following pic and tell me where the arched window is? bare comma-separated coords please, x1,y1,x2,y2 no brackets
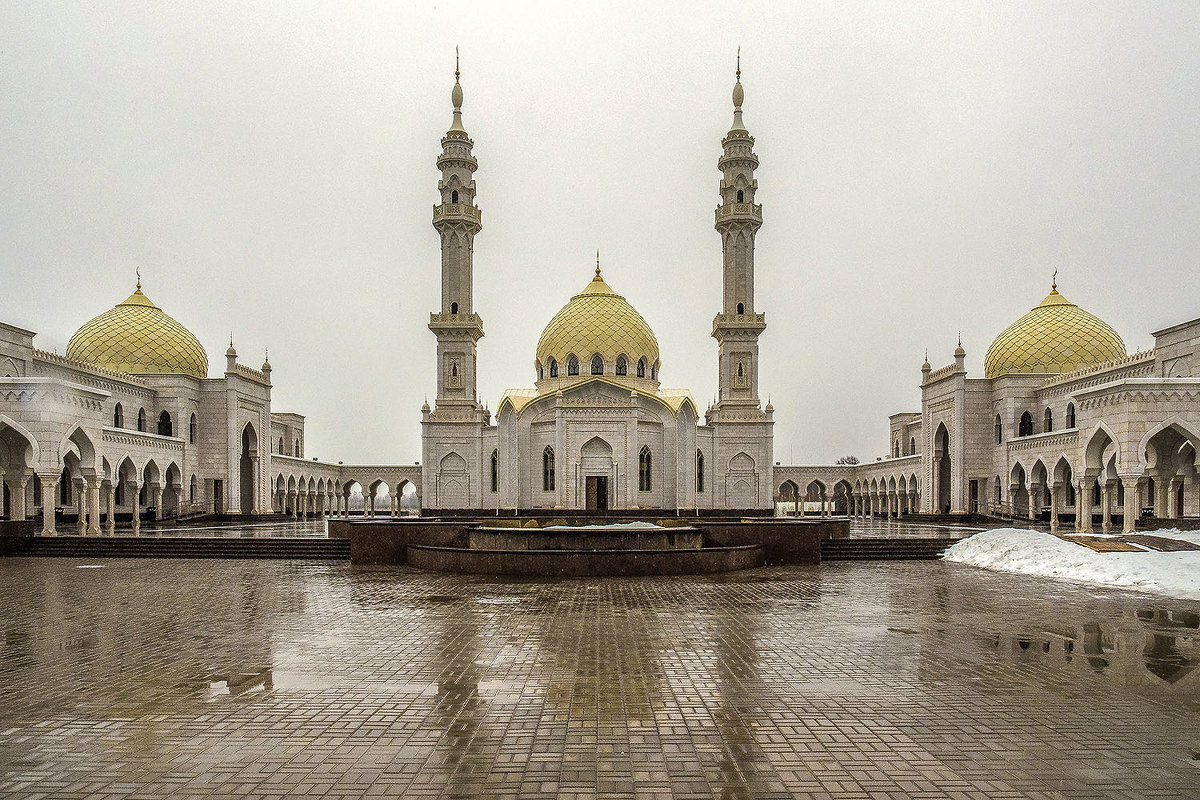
490,449,499,493
542,446,555,491
451,190,459,203
736,189,744,202
696,450,705,492
157,411,172,437
1043,408,1053,433
190,475,197,503
278,436,284,454
137,408,147,432
294,441,300,457
113,403,124,428
590,355,603,375
1019,411,1033,437
567,354,579,376
909,437,916,454
451,361,458,377
636,358,646,378
737,362,744,377
651,365,656,380
893,441,900,457
994,478,1002,504
189,413,197,444
639,446,652,492
450,302,458,314
1066,402,1076,428
549,358,558,378
736,302,745,314
995,414,1003,445
615,355,627,376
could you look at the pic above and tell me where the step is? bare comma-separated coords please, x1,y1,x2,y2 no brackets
9,536,350,560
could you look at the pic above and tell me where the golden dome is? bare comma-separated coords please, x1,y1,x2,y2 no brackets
983,287,1125,379
66,285,209,379
535,271,660,374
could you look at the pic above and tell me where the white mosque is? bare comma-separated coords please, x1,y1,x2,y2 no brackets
1,62,1198,533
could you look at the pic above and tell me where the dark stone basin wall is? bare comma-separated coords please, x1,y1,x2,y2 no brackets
0,520,35,556
408,543,763,577
335,517,846,570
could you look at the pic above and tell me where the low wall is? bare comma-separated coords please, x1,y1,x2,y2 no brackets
700,519,833,565
0,520,36,556
469,527,703,551
408,543,763,577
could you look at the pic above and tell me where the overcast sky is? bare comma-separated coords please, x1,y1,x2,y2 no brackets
2,2,1198,465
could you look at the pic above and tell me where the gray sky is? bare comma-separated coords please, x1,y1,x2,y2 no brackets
3,2,1198,465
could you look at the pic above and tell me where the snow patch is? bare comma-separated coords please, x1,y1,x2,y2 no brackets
944,527,1200,599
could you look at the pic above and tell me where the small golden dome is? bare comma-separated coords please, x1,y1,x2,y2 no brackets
535,272,659,375
983,287,1125,379
66,285,209,379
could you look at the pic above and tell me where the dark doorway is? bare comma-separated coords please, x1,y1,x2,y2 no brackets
586,476,608,511
969,480,978,513
240,425,256,515
213,479,223,514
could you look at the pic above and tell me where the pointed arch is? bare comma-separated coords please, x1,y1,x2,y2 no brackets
542,446,555,491
566,354,579,376
590,354,604,375
615,354,628,376
638,445,652,492
696,449,705,492
490,448,499,493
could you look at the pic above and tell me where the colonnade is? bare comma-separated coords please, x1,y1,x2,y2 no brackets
17,472,179,537
846,488,920,520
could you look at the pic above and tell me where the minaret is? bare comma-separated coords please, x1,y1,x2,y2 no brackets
429,51,485,418
711,50,766,416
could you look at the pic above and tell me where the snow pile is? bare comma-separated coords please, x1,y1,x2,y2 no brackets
944,527,1200,599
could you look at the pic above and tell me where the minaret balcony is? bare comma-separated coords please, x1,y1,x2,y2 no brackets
712,312,766,338
433,203,483,227
714,203,763,226
429,311,484,340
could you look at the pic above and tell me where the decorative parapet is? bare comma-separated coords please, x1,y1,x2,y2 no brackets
1008,429,1078,454
711,312,766,339
233,363,268,383
428,312,484,340
1073,377,1200,411
432,203,482,226
102,426,185,452
33,349,149,387
714,203,763,226
924,363,963,383
1039,350,1156,396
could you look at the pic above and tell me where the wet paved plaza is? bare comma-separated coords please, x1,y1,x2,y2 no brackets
1,555,1198,799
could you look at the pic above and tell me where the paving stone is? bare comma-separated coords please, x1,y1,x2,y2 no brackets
0,557,1198,799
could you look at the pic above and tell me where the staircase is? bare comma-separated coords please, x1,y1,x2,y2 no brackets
822,537,963,560
10,535,350,560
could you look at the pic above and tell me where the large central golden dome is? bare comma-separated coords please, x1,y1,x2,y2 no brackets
66,284,209,379
536,271,660,375
983,286,1125,379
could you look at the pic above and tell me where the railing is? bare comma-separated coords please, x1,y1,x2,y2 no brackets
714,203,763,224
433,203,482,224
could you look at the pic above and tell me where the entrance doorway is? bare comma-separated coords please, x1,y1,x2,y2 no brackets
586,476,608,511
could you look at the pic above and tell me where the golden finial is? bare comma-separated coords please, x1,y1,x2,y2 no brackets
1051,267,1058,292
736,45,741,81
595,249,601,279
135,266,141,291
455,46,460,83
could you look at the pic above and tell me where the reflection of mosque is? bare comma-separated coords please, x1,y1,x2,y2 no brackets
987,607,1199,694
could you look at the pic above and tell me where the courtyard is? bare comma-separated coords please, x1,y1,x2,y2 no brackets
1,544,1198,799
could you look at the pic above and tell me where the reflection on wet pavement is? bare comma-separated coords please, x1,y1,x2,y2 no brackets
150,519,331,538
850,517,995,538
1,557,1198,798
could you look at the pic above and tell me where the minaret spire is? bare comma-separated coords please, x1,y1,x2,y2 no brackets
730,47,746,133
595,249,601,279
449,46,466,133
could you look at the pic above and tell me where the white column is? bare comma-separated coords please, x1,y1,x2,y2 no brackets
75,479,87,534
1101,482,1112,534
39,474,57,536
11,475,28,521
1078,481,1093,533
130,481,141,536
1049,485,1061,534
87,477,102,535
153,484,164,521
105,483,116,535
1122,477,1139,534
1028,485,1039,522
